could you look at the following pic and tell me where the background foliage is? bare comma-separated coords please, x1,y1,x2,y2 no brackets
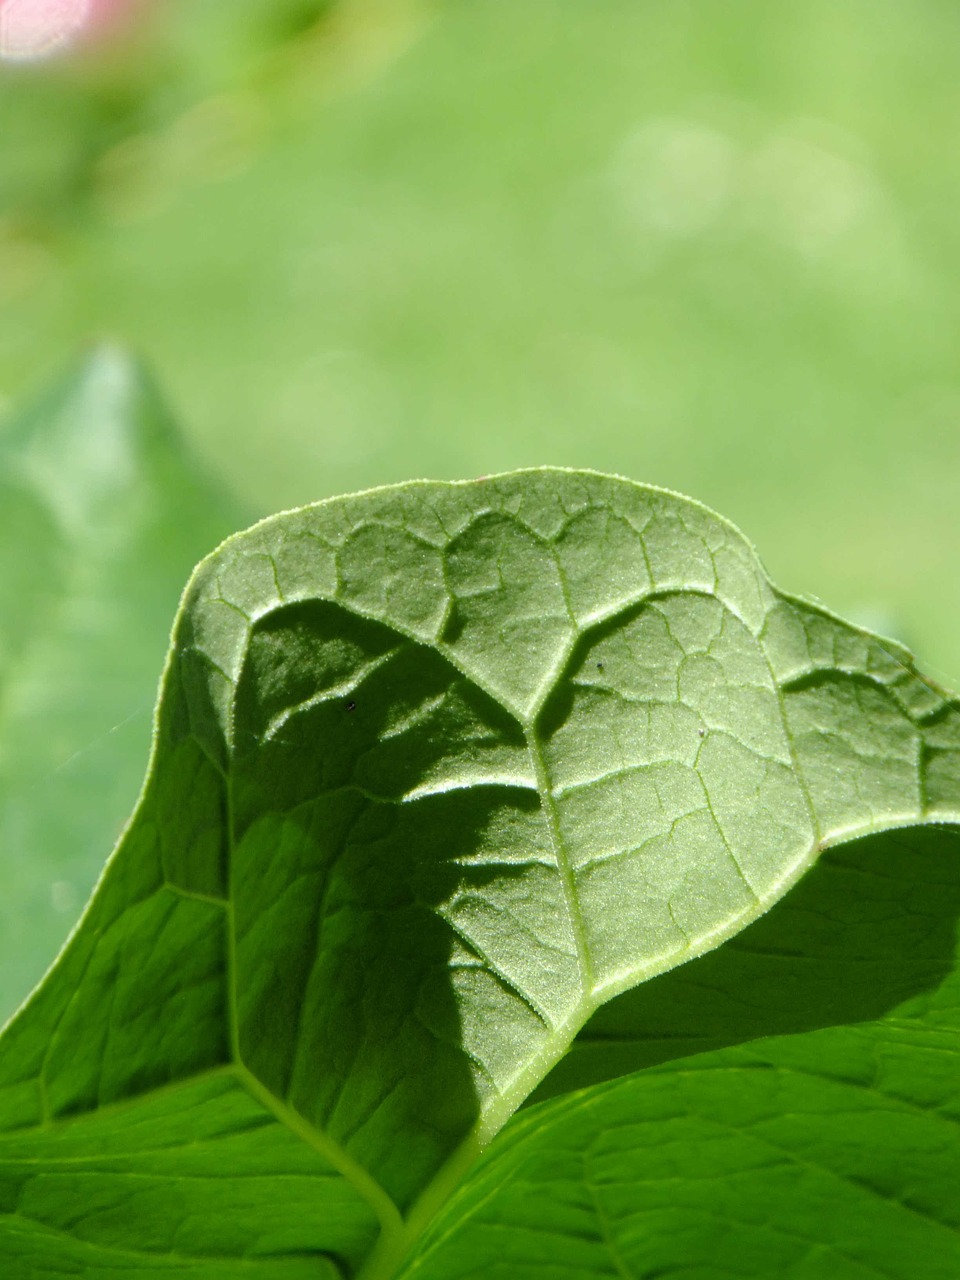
1,0,958,1012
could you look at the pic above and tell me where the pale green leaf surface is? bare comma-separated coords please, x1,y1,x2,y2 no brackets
0,469,957,1277
0,349,240,1019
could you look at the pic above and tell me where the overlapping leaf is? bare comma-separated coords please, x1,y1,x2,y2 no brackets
0,468,957,1278
405,824,960,1278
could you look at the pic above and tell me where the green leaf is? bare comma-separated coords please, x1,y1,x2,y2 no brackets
402,824,960,1278
0,348,241,1020
0,468,957,1277
535,820,960,1100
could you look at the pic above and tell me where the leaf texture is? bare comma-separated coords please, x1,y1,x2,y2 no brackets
0,469,957,1278
402,824,960,1278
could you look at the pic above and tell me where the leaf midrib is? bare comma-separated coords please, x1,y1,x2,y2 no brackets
208,584,604,1278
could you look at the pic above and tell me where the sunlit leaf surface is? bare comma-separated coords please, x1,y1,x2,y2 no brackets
0,469,957,1278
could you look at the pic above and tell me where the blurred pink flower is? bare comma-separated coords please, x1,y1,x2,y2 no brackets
0,0,128,62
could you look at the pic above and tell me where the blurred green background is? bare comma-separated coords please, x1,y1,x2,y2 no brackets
1,0,959,1015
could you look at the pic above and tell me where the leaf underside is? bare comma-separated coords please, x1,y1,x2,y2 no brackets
0,469,957,1279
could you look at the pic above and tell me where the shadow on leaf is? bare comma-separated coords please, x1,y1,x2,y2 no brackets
533,823,960,1102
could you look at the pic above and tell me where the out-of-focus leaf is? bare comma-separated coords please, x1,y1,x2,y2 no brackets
0,347,241,1019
